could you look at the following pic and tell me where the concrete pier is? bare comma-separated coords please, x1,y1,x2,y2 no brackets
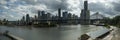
4,33,24,40
78,27,112,40
4,32,24,40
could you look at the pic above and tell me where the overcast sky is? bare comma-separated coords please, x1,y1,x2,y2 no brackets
0,0,120,21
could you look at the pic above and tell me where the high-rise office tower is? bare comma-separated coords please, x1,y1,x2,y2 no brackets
26,14,30,23
80,0,90,25
57,8,62,23
46,12,51,20
68,13,72,19
38,10,46,20
62,11,68,19
21,16,25,21
58,8,61,19
84,1,88,10
34,15,37,20
41,11,45,20
38,11,41,20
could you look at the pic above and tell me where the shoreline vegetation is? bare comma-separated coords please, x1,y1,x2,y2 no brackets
104,15,120,28
0,22,57,28
33,22,57,28
0,21,79,28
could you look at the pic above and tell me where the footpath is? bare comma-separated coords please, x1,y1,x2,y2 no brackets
103,26,120,40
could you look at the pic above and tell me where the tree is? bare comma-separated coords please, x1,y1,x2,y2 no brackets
111,15,120,27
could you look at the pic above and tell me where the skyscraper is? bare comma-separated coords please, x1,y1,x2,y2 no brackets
46,12,51,20
62,11,68,19
21,16,25,21
58,8,62,23
34,15,37,20
41,11,45,20
80,0,90,25
84,1,88,10
38,11,41,20
38,10,46,20
26,14,30,24
58,8,61,19
68,13,72,19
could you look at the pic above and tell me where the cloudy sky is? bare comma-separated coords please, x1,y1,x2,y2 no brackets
0,0,120,21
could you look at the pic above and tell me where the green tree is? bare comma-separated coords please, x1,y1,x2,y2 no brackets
111,16,120,27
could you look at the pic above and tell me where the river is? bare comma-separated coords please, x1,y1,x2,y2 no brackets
0,24,106,40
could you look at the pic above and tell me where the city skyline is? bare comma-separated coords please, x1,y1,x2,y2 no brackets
0,0,120,40
0,0,120,21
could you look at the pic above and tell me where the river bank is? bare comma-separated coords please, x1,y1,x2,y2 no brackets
102,26,120,40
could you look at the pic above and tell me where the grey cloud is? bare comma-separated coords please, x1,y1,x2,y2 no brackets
111,2,120,12
88,3,105,11
40,0,69,12
88,2,118,16
21,0,69,12
1,0,120,20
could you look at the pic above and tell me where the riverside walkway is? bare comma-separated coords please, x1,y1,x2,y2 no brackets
0,32,11,40
5,33,24,40
111,27,120,40
102,26,120,40
0,31,24,40
0,35,11,40
79,26,116,40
